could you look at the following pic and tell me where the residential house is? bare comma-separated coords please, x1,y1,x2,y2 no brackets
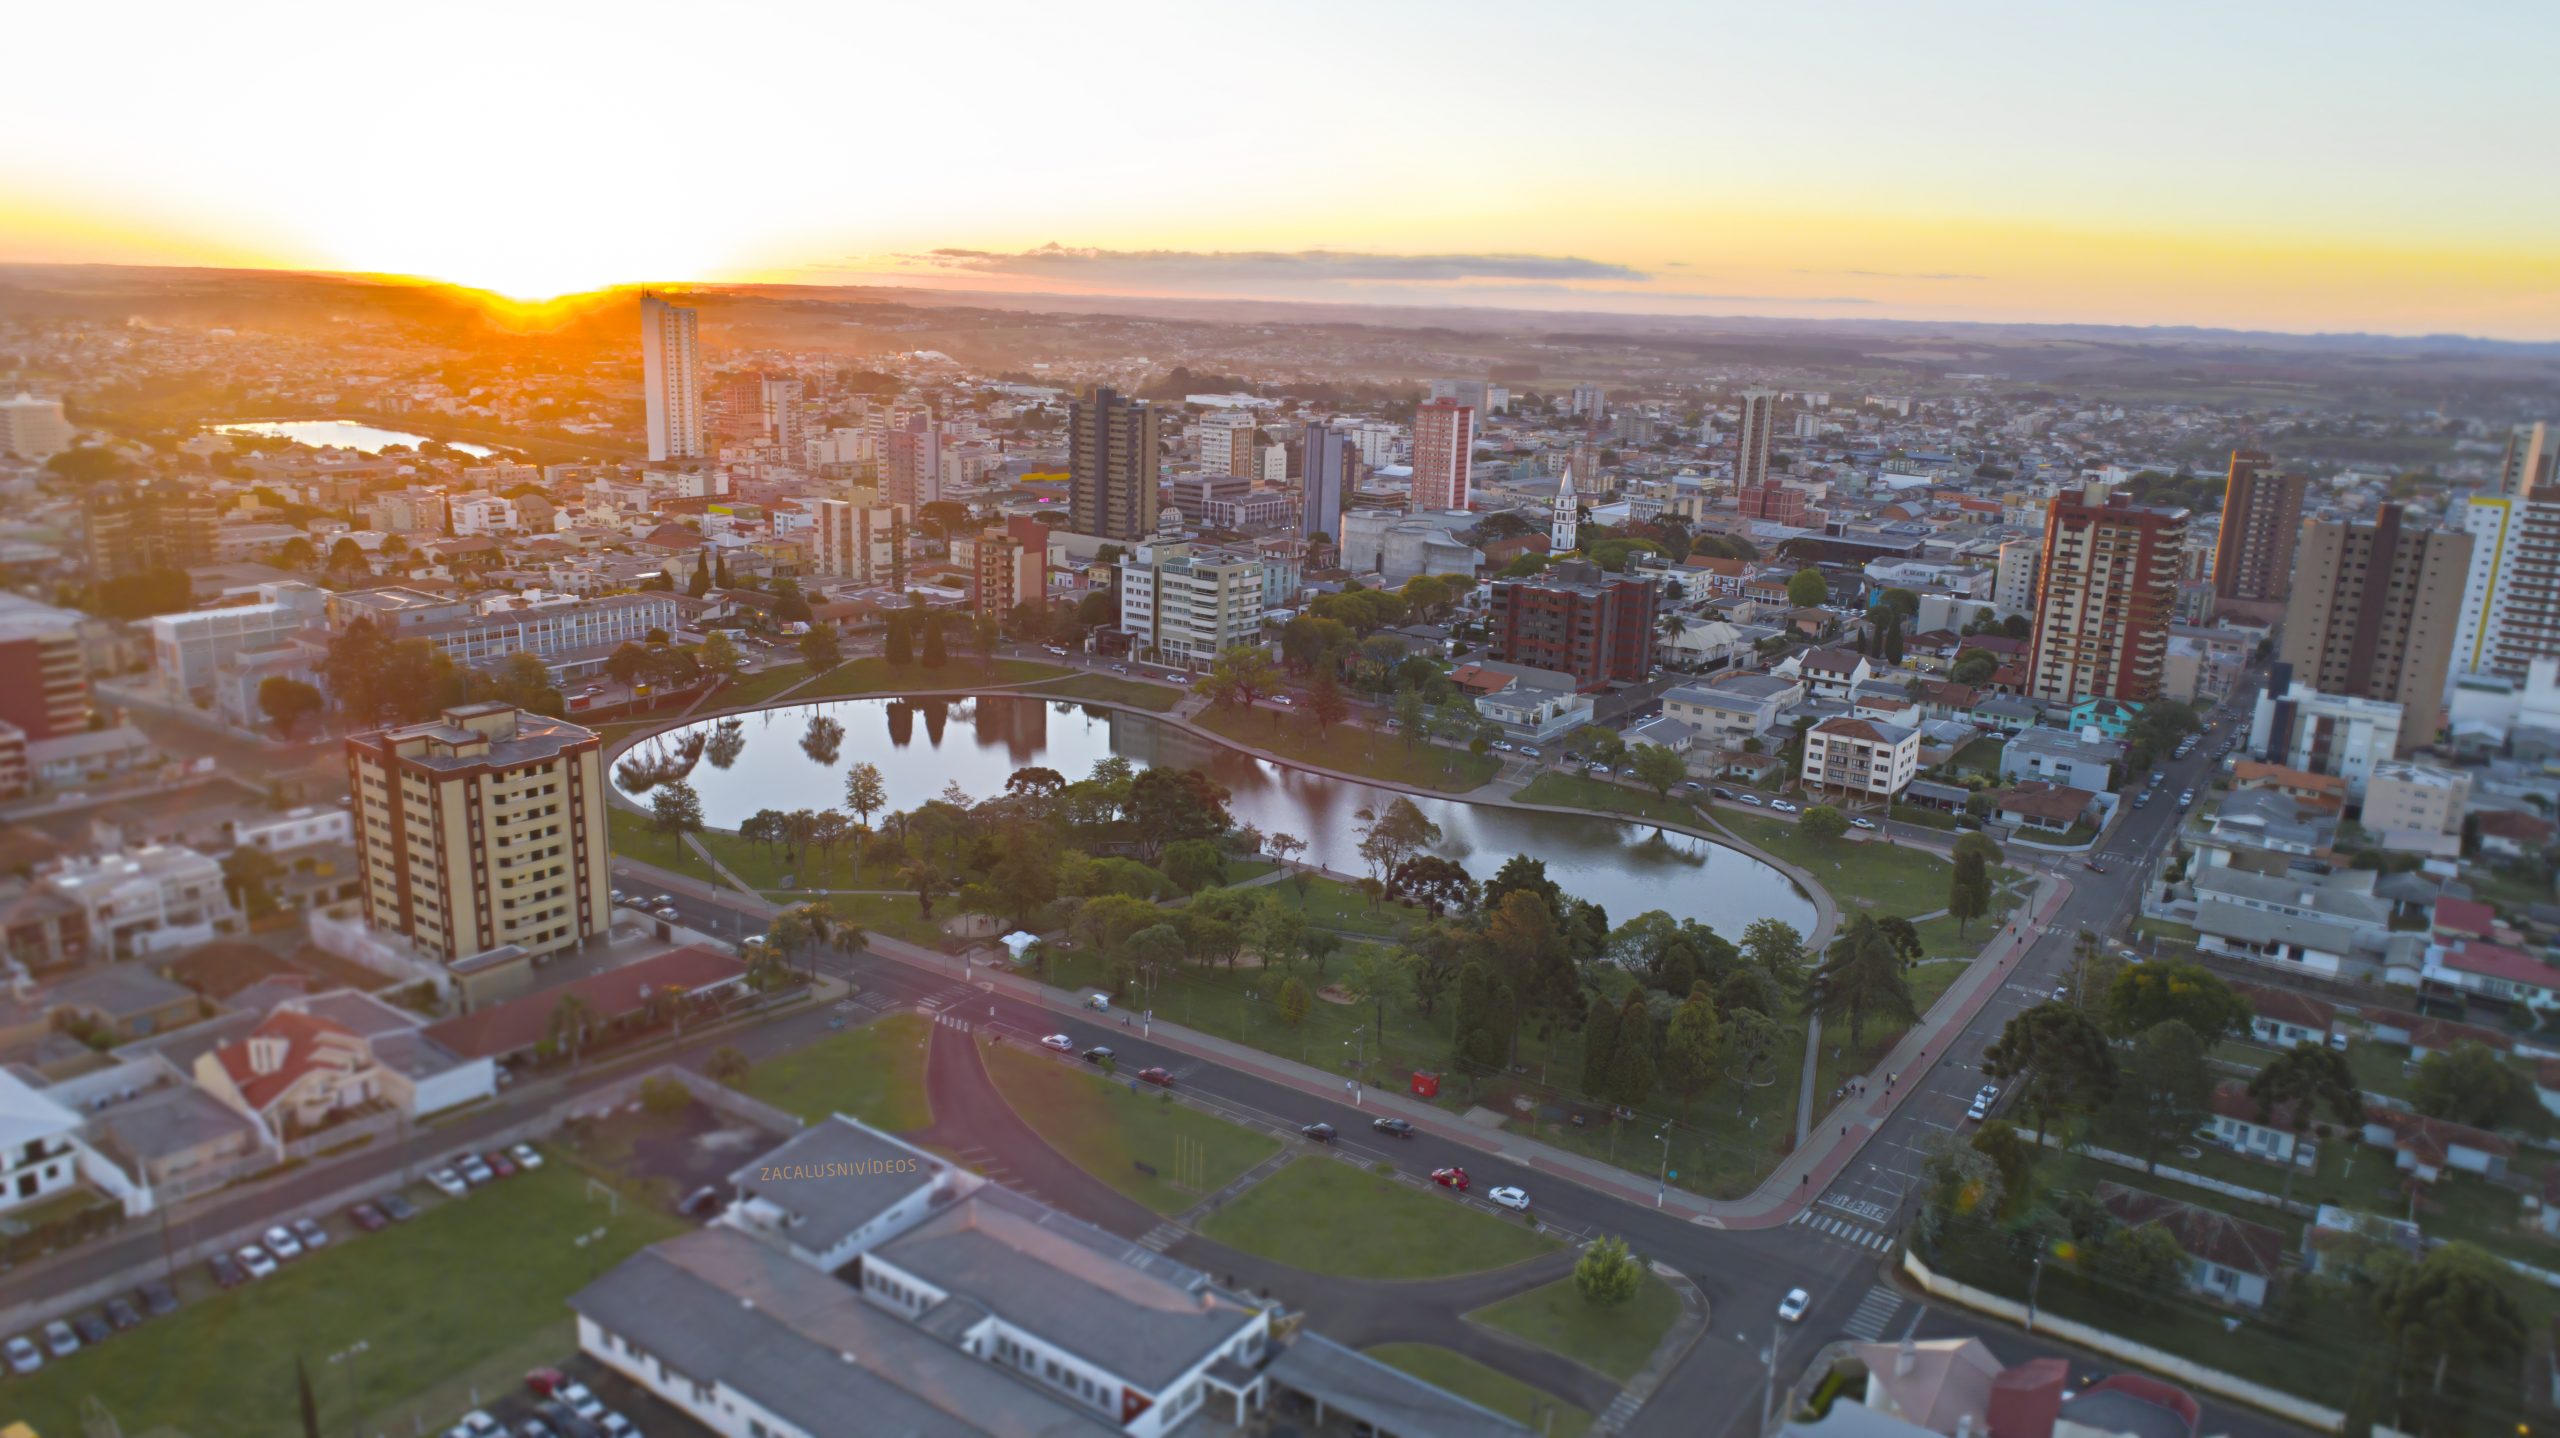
2229,981,2337,1051
1967,693,2039,734
2095,1182,2285,1310
2185,789,2337,879
2204,1080,2317,1168
192,1010,381,1147
1470,669,1595,742
1993,782,2096,835
48,965,203,1043
1801,717,1920,800
1661,674,1802,753
1781,647,1874,700
421,944,749,1063
2228,761,2349,816
38,846,237,961
2361,1108,2514,1184
0,1067,88,1214
2000,727,2125,793
2418,937,2560,1015
2476,809,2559,861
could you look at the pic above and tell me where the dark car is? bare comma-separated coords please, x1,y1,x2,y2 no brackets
208,1252,246,1289
349,1202,388,1232
1371,1117,1414,1138
1711,787,1735,800
485,1152,518,1179
104,1297,142,1332
377,1193,419,1223
137,1282,178,1318
1082,1046,1116,1065
2083,859,2106,873
1137,1066,1173,1087
71,1313,111,1346
1300,1123,1338,1143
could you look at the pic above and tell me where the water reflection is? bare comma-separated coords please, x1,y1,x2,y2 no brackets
614,696,1812,935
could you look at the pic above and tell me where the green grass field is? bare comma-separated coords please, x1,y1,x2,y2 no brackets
798,656,1071,699
1468,1270,1682,1382
1198,1157,1555,1279
1365,1343,1592,1437
1192,706,1500,792
1029,673,1186,711
7,1165,683,1438
605,805,724,886
1717,813,1958,919
712,662,815,709
776,889,956,950
1263,871,1431,938
979,1039,1279,1214
739,1010,933,1131
1513,772,1703,828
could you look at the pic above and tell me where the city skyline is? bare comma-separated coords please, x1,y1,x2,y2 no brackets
2,1,2554,338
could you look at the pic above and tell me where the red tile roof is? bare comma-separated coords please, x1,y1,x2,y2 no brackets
2430,895,2498,938
2408,1016,2513,1054
212,1010,364,1112
2228,980,2336,1034
2365,1107,2515,1167
2438,939,2560,993
421,945,747,1060
2097,1181,2285,1278
2209,1078,2302,1131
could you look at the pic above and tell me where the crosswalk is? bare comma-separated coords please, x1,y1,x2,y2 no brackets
1592,1389,1645,1434
1136,1221,1186,1254
1790,1208,1898,1252
914,984,981,1015
1843,1285,1904,1341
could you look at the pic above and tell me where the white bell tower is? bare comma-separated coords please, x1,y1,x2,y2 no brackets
1550,459,1580,553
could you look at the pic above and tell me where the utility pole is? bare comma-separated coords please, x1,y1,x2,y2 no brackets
2025,1251,2046,1334
1655,1130,1672,1207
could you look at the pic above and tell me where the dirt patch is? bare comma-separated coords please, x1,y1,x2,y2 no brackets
1315,984,1357,1006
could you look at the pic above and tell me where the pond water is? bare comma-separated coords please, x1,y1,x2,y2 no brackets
616,695,1813,936
210,420,497,457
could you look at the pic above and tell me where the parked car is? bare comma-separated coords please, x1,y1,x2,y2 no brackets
457,1155,497,1186
1040,1034,1074,1052
561,1382,606,1422
1778,1287,1812,1322
649,896,673,910
1431,1167,1470,1191
1712,787,1735,799
597,1412,640,1438
524,1367,566,1397
1488,1186,1531,1211
516,1420,558,1438
1370,1117,1414,1138
104,1296,142,1332
2177,789,2196,810
350,1202,389,1232
450,1412,503,1438
70,1313,111,1346
379,1193,420,1223
1136,1066,1173,1087
43,1320,79,1357
5,1336,40,1375
486,1152,519,1179
238,1245,279,1280
1519,746,1541,759
262,1225,304,1260
1849,817,1878,830
1739,794,1765,807
294,1216,329,1249
137,1281,179,1318
511,1142,544,1170
208,1252,247,1289
2132,792,2151,808
1770,799,1800,814
1082,1046,1116,1065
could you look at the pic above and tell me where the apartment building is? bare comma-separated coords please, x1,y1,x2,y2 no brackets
0,593,90,741
1117,540,1263,665
1485,560,1660,691
2281,505,2468,752
0,392,71,459
1733,389,1778,490
143,582,326,700
1801,716,1921,800
2249,669,2406,797
1410,399,1474,512
42,846,237,961
809,497,907,585
1195,411,1257,479
2451,493,2560,690
2360,760,2471,856
2027,485,2187,705
2209,451,2307,625
1069,387,1161,542
640,292,704,462
346,703,611,968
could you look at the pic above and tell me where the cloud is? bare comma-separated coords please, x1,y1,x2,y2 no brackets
1799,268,1989,281
910,243,1647,285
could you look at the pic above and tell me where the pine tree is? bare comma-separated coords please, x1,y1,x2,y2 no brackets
1580,993,1620,1097
1608,991,1655,1107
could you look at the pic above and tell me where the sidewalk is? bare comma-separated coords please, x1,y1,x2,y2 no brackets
614,854,2071,1229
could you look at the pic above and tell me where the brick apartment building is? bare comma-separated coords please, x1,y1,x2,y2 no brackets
1485,560,1660,691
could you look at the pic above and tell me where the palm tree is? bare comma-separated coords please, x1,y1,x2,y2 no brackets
547,991,600,1065
2247,1041,2365,1210
769,902,836,980
898,858,946,920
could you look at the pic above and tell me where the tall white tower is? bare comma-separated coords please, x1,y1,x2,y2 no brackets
640,292,704,462
1550,459,1579,553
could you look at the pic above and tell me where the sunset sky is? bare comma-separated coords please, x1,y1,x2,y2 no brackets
6,0,2552,337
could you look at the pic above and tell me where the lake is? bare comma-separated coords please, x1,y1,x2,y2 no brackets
615,695,1814,937
211,420,497,457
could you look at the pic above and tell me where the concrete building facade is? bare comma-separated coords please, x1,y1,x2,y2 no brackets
2281,505,2468,753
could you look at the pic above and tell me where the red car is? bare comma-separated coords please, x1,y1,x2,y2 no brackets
525,1367,565,1397
1431,1167,1470,1192
1138,1067,1173,1087
484,1152,518,1179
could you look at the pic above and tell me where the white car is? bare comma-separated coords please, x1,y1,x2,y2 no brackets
1739,793,1765,807
1040,1034,1075,1053
560,1382,606,1422
655,906,681,922
428,1167,469,1198
450,1413,504,1438
262,1225,303,1260
1488,1186,1531,1212
457,1155,497,1186
510,1142,545,1170
597,1414,641,1438
1967,1085,1999,1122
1770,799,1800,814
293,1216,329,1249
42,1320,78,1357
1778,1287,1812,1323
1519,746,1541,758
238,1245,279,1280
1849,817,1878,830
4,1335,39,1374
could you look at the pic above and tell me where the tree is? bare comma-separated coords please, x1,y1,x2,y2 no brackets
1880,608,1905,667
843,762,887,828
1811,915,1917,1044
651,780,704,838
1161,838,1228,894
885,609,913,666
1392,686,1429,748
1950,650,1998,686
696,630,744,681
2091,1222,2189,1300
2378,1241,2527,1409
257,676,325,737
706,1045,753,1085
221,845,284,919
2410,1040,2530,1129
1581,992,1621,1097
970,610,1001,663
1352,798,1440,893
1127,768,1232,859
1207,644,1279,709
1389,855,1476,916
2247,1041,2365,1209
1948,845,1992,936
1451,962,1516,1076
1573,1236,1642,1306
2102,961,2249,1042
1661,983,1723,1099
547,990,600,1064
898,857,946,919
1740,917,1807,998
1798,804,1848,842
1786,568,1829,608
1306,666,1349,735
1343,947,1416,1043
1277,976,1313,1029
1982,1002,2118,1148
2102,1020,2214,1172
920,613,948,668
1724,1007,1783,1093
799,623,843,673
297,1353,322,1438
1627,743,1687,800
1608,990,1656,1108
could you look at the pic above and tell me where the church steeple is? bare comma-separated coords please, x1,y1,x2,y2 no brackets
1551,458,1580,554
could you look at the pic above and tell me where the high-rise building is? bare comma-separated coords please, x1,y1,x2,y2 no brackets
1116,539,1262,664
1994,538,2041,616
1426,378,1490,415
1733,389,1778,491
2450,493,2560,689
1569,384,1607,423
1068,387,1160,542
2027,486,2187,705
2208,450,2308,624
1196,412,1257,479
1486,560,1660,691
2280,505,2470,753
882,413,941,509
640,293,704,462
1299,422,1350,542
712,372,770,449
0,392,71,459
0,594,90,741
83,479,217,581
2499,422,2555,497
1410,399,1473,512
810,498,907,586
346,702,611,967
966,530,1027,618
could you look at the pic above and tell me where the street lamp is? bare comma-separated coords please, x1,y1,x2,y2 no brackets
327,1338,370,1438
1654,1130,1672,1208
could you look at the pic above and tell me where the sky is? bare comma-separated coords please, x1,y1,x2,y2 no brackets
5,0,2554,338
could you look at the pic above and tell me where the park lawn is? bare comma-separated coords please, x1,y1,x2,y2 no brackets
739,1010,932,1131
1467,1271,1681,1383
7,1165,682,1438
1364,1344,1592,1438
1029,673,1185,712
1192,705,1500,793
1513,771,1702,828
786,890,954,950
1718,813,1955,920
606,805,724,887
798,656,1071,699
1265,872,1431,939
713,662,815,709
980,1039,1278,1214
1199,1158,1555,1279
